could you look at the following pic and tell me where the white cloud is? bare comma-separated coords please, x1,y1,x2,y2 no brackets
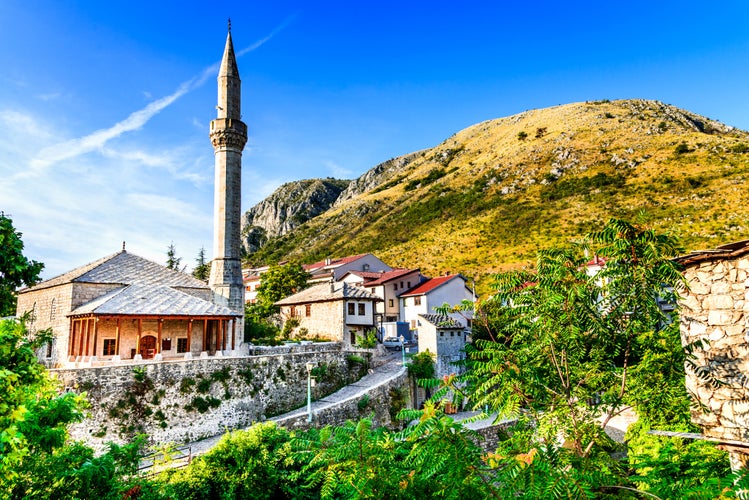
324,159,354,179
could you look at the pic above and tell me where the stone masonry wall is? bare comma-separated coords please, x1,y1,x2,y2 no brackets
52,343,369,448
275,367,409,431
679,256,749,445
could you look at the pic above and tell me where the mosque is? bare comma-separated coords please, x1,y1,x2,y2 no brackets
17,28,247,368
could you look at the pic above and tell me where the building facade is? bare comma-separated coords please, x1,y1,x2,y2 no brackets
275,282,381,345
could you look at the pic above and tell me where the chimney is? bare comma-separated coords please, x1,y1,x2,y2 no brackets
330,280,335,293
325,257,331,266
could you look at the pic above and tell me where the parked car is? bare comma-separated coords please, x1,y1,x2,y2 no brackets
382,337,403,350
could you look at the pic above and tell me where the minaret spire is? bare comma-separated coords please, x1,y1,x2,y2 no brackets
209,24,247,317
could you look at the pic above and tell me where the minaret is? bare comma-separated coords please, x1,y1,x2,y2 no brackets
209,24,247,313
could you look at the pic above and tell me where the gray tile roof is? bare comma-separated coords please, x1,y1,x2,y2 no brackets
69,284,235,317
276,281,381,306
22,250,209,292
419,314,464,329
22,250,238,318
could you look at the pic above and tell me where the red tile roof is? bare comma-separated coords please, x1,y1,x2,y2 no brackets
363,268,418,286
400,274,463,297
303,253,371,272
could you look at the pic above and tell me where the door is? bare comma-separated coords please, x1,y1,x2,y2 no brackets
140,335,157,359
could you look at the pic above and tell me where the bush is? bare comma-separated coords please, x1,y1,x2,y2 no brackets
355,329,377,349
674,143,691,155
517,131,528,141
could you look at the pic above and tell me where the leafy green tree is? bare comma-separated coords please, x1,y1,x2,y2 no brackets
0,317,143,498
245,263,310,343
0,214,44,316
154,423,311,499
165,241,182,271
255,262,310,311
192,247,210,281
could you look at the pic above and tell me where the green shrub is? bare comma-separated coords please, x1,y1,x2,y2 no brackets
357,394,370,411
355,329,378,349
674,143,691,155
197,378,212,394
179,377,196,393
517,131,528,141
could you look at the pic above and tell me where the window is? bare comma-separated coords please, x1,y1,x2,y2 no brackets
440,331,444,337
103,339,116,356
393,284,398,291
177,338,188,353
414,297,422,306
46,340,53,358
348,303,355,315
450,331,454,337
407,281,411,289
290,306,296,317
358,303,365,315
388,299,394,307
305,304,311,317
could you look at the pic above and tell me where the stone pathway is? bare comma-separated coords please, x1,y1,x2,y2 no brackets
186,351,405,456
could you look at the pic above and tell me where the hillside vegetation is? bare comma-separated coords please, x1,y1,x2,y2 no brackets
244,99,749,294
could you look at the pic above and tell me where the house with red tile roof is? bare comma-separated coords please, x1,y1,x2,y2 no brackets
399,274,475,332
341,267,426,323
302,253,391,282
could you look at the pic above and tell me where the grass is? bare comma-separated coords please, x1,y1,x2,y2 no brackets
243,99,749,295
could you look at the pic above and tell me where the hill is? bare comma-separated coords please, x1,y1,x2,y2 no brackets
242,99,749,294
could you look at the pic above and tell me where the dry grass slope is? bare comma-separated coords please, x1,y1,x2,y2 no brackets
246,99,749,295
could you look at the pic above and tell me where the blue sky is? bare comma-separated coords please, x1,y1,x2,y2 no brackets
2,1,748,279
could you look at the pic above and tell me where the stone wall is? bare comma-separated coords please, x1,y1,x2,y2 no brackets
52,343,370,448
275,367,409,431
678,252,749,458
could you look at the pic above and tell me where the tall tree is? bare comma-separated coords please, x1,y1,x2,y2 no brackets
192,247,210,281
0,214,44,317
166,242,182,271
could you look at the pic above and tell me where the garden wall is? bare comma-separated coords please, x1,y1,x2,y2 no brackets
52,343,371,448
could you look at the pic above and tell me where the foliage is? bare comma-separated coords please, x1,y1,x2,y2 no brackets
153,423,311,499
468,218,686,459
293,411,496,499
517,131,528,141
192,246,210,281
165,241,182,271
626,421,733,498
355,329,378,349
0,214,44,317
407,350,435,380
0,318,144,498
255,262,311,311
674,142,692,155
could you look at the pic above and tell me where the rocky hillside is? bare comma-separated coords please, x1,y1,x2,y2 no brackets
242,99,749,293
240,178,349,254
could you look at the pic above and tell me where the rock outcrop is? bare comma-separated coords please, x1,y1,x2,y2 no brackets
241,179,350,254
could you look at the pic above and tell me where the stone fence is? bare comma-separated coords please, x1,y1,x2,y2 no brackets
52,343,370,448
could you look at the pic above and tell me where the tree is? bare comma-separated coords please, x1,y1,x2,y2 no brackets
255,262,310,310
469,219,687,458
166,242,182,271
0,317,143,498
192,247,210,282
0,214,44,316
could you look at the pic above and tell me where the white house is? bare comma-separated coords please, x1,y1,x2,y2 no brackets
399,274,475,331
303,253,392,283
341,267,425,323
417,314,468,378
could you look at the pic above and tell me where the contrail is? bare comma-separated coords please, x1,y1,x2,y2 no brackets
25,14,297,174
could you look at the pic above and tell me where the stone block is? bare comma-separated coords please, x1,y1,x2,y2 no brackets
711,282,733,294
738,259,749,270
704,295,734,310
708,310,735,326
